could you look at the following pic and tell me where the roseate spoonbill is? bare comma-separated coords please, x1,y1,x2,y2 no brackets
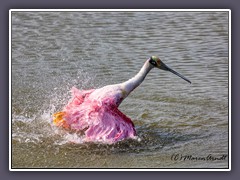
53,56,191,144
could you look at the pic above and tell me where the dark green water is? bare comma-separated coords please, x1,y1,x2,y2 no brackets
11,11,229,169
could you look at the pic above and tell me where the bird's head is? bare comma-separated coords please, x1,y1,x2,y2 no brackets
149,56,191,84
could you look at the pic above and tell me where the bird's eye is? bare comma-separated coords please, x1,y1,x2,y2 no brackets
149,57,157,66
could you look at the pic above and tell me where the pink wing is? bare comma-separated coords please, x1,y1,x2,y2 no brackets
53,87,136,144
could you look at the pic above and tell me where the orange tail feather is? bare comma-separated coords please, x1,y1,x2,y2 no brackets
53,111,69,129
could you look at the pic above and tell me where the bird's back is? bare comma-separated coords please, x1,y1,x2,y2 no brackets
88,84,126,107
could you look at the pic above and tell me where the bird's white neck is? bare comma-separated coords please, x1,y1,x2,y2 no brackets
122,60,153,96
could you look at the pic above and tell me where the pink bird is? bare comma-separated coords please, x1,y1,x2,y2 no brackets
53,56,191,144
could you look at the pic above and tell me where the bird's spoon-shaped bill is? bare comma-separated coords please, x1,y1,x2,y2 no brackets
159,63,191,84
